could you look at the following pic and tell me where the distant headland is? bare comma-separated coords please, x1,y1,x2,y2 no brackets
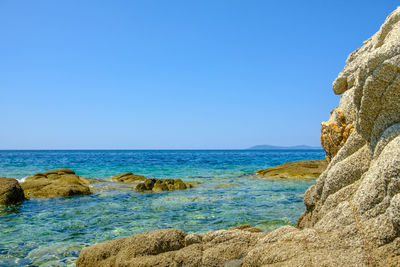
247,144,322,150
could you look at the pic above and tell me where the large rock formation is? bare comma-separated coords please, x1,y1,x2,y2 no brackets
21,169,92,198
77,8,400,266
251,7,400,266
0,177,25,205
77,226,267,267
255,160,327,180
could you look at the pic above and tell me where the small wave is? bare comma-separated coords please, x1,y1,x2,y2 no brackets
18,177,28,183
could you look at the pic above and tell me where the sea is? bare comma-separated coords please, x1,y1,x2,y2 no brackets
0,149,324,266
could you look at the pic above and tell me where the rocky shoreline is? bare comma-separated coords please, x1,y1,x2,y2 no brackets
2,8,400,265
75,7,400,266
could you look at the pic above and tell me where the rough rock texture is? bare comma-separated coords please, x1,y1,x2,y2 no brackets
77,227,267,267
136,178,193,192
77,8,400,266
111,172,147,183
282,7,400,266
321,108,355,162
228,224,263,233
21,169,91,198
255,160,327,180
0,177,25,205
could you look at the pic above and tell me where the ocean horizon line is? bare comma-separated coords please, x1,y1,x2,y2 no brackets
0,148,323,151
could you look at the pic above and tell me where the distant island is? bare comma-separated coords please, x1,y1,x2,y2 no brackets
247,144,322,150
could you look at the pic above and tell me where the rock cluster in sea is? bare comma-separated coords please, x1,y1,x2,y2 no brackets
136,178,193,192
0,169,195,202
110,172,194,192
255,159,327,179
76,7,400,266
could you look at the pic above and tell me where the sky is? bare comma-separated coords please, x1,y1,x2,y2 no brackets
0,1,398,149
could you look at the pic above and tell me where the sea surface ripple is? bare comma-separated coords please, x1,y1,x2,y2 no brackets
0,150,324,266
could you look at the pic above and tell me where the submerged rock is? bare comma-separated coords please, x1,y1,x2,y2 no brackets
77,227,266,267
0,177,25,205
136,178,193,192
255,160,327,179
111,172,147,183
21,169,91,198
214,183,239,188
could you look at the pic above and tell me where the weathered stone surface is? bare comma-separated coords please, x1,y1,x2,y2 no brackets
255,160,327,180
229,224,263,233
321,108,354,162
77,229,186,267
21,169,91,198
111,172,147,183
184,233,202,246
136,178,193,192
77,227,266,267
0,177,25,205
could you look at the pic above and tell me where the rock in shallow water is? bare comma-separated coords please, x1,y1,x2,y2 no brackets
255,160,327,180
21,169,91,198
0,177,25,205
136,178,193,192
111,172,147,183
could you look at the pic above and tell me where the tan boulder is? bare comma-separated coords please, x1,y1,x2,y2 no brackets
0,177,25,205
77,227,266,267
255,160,327,180
135,178,193,192
21,169,91,198
111,172,147,183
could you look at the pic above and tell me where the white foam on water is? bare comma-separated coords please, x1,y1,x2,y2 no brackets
18,177,27,183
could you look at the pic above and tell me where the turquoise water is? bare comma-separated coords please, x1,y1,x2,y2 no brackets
0,150,324,266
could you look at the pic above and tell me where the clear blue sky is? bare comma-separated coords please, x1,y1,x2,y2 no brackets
0,1,398,149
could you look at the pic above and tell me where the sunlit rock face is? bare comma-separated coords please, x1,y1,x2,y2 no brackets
281,7,400,266
321,108,354,162
21,169,92,198
244,8,400,266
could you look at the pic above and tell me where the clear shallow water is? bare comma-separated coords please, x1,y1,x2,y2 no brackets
0,150,324,266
